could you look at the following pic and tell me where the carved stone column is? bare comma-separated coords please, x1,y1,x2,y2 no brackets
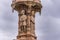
11,0,42,40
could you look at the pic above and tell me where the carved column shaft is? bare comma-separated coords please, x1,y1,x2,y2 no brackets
17,8,36,40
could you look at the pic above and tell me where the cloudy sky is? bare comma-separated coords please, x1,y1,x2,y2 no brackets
0,0,60,40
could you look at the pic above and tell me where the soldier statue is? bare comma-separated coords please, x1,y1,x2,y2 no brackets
30,11,35,34
20,10,27,32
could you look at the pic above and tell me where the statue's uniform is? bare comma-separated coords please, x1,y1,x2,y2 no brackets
20,15,27,26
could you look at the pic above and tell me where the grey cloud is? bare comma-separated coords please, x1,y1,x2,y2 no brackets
42,0,60,18
36,16,60,40
0,0,18,40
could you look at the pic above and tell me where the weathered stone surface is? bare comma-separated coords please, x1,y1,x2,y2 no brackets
11,0,42,40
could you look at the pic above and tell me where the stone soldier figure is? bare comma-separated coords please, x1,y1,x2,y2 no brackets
27,7,31,31
30,11,35,34
20,10,27,32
